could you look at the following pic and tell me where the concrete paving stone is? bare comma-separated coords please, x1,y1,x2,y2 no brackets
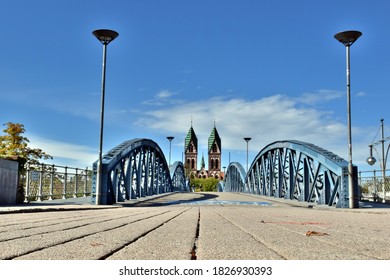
14,207,189,260
211,206,390,259
0,210,140,242
1,192,390,260
107,207,199,260
2,208,169,259
197,206,285,260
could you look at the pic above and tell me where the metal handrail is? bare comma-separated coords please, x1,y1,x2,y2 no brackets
358,169,390,202
23,163,92,202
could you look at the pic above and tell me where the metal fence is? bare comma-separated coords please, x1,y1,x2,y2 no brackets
23,163,92,202
358,169,390,202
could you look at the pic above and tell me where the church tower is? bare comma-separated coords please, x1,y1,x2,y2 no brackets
208,124,221,177
184,124,198,172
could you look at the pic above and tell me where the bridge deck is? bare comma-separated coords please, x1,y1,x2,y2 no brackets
1,192,389,260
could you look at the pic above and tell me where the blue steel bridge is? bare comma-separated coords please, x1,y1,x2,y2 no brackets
91,138,358,208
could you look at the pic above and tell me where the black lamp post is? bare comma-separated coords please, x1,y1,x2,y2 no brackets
93,29,119,205
243,137,252,173
367,119,390,203
167,136,174,166
334,30,362,209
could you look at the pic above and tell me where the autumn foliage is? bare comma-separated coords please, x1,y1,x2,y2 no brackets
0,122,52,168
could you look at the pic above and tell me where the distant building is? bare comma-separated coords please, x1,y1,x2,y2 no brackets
184,123,223,179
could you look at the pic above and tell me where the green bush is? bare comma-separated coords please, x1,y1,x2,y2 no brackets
191,177,219,192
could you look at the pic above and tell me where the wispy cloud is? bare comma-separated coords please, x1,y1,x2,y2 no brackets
17,91,376,171
156,90,175,99
2,88,101,121
142,89,184,106
27,134,97,167
135,93,349,154
133,91,380,169
356,91,366,97
297,89,344,105
22,89,377,170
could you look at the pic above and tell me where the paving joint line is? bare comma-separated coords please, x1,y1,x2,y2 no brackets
100,208,190,260
5,209,175,260
0,211,143,243
190,207,200,260
214,209,288,260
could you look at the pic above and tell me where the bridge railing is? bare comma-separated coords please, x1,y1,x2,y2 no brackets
91,138,186,205
222,140,362,208
23,163,92,202
358,169,390,202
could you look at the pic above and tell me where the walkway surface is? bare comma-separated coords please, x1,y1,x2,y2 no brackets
1,192,389,260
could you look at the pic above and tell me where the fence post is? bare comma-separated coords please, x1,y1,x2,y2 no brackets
37,163,44,201
373,170,378,202
84,167,88,197
74,168,78,198
358,171,361,200
49,164,55,200
386,170,389,202
24,163,31,203
62,166,67,199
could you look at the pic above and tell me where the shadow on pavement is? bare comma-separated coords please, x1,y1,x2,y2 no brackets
359,200,390,208
120,192,219,207
8,196,93,207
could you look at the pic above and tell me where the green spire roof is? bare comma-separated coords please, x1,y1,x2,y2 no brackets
208,125,221,152
185,125,198,152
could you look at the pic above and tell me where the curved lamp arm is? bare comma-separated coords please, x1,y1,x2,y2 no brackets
371,144,390,170
384,143,390,170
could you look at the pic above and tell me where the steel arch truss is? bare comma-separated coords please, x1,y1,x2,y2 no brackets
223,162,247,193
92,138,185,205
170,161,188,192
246,140,357,208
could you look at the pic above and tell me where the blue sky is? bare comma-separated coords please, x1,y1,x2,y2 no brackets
1,0,390,172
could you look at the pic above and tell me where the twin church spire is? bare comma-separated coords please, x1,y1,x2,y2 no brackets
184,121,222,179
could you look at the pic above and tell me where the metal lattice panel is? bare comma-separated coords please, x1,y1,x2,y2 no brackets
170,161,188,192
92,138,186,204
223,162,246,193
223,140,357,208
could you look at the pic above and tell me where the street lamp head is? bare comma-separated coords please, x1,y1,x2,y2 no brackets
93,29,119,45
167,136,174,141
334,30,362,46
243,137,252,142
367,144,377,166
366,156,377,166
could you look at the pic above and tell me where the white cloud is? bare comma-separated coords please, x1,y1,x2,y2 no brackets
157,90,175,99
22,90,377,171
141,89,184,106
297,89,344,105
27,134,97,167
135,93,350,158
356,91,366,97
132,91,380,171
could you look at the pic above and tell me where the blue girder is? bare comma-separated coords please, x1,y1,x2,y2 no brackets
223,140,358,208
223,162,246,193
92,138,186,204
170,161,188,192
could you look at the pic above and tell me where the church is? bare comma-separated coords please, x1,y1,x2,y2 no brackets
184,123,223,179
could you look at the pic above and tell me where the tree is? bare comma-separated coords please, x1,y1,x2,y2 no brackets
0,122,52,168
191,177,219,192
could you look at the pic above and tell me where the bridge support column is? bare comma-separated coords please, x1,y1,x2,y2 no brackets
338,166,358,208
92,162,111,205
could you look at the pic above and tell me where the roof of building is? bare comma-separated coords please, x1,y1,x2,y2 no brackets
208,125,221,152
200,153,205,169
185,125,198,152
